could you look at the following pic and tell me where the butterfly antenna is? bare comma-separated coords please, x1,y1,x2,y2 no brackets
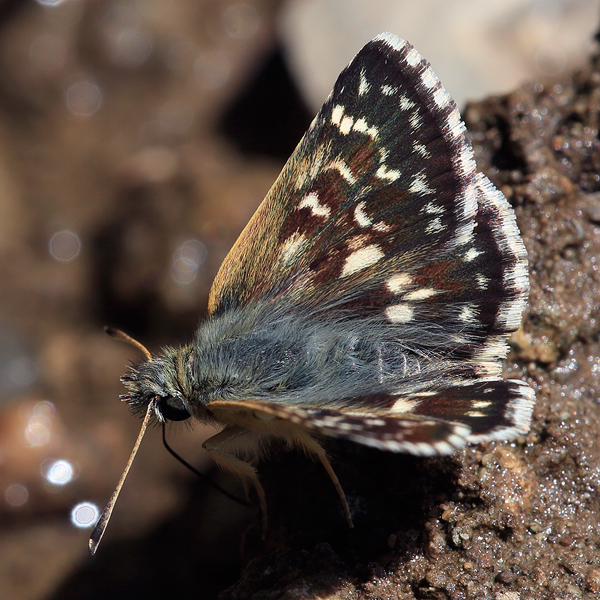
104,326,152,361
161,423,251,507
89,399,156,555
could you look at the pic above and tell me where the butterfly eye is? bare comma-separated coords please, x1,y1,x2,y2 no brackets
158,396,191,422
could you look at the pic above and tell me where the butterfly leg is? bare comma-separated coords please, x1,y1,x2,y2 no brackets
293,432,354,528
318,452,354,528
202,426,268,537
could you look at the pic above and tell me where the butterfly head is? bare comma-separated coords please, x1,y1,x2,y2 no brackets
120,345,194,423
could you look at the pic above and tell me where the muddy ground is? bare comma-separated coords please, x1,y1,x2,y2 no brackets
1,2,600,600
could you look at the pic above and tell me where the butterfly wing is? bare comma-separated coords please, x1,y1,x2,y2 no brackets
203,33,533,450
205,399,471,456
209,32,481,316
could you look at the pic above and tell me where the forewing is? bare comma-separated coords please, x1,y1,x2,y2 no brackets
208,33,528,376
208,32,478,314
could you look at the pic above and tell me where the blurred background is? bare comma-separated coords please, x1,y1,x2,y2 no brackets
0,0,597,598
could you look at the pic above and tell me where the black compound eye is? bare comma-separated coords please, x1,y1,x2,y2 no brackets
158,396,191,422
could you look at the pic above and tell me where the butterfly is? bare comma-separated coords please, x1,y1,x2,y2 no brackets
89,32,534,554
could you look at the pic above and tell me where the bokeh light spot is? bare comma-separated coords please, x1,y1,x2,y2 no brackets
195,51,231,89
158,101,194,136
222,4,261,39
6,484,28,507
171,240,207,284
6,355,37,388
65,80,102,117
71,502,99,528
36,0,68,6
30,34,67,71
30,400,55,420
44,459,75,485
49,230,81,262
112,29,153,68
134,146,178,183
25,421,51,446
24,401,55,447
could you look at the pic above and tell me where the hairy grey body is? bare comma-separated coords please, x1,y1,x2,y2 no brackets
124,299,481,419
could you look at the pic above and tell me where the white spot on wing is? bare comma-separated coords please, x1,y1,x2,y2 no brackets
459,305,477,323
373,221,391,232
425,217,444,233
298,192,330,218
389,398,420,413
358,70,370,95
404,288,438,301
340,116,353,134
497,298,527,330
405,48,421,67
387,273,412,293
381,84,396,95
326,159,357,184
465,248,482,262
459,146,476,175
473,335,508,363
354,202,372,227
452,221,475,247
446,109,465,138
472,400,492,409
409,111,422,130
281,232,306,263
352,118,378,138
353,118,367,132
341,244,384,277
376,164,401,182
476,273,489,289
466,410,486,417
422,202,444,215
374,32,408,53
414,142,430,158
409,171,433,195
331,105,344,125
504,261,528,288
433,88,451,109
385,304,414,323
399,95,416,111
421,67,437,89
433,441,455,454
